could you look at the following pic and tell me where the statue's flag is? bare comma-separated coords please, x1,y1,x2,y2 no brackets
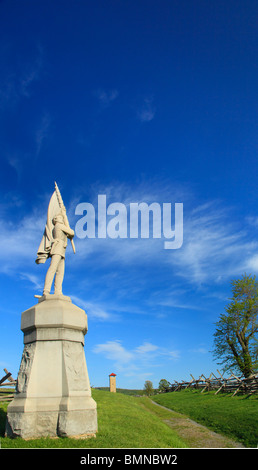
36,183,75,264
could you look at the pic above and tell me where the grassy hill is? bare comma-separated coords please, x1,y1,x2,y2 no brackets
153,389,258,448
0,389,186,448
1,388,257,448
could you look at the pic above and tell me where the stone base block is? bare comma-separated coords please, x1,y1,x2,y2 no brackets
58,407,97,438
6,397,97,439
5,411,59,439
5,295,97,439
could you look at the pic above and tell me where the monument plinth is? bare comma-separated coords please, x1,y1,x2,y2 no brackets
6,295,97,438
6,183,97,438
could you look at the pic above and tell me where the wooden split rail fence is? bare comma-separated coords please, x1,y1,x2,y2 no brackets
0,369,16,402
161,370,258,396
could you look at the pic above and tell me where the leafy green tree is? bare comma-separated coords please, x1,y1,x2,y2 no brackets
158,379,170,392
212,274,258,377
143,380,154,396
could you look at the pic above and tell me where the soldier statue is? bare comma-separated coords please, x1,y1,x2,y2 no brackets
36,183,75,296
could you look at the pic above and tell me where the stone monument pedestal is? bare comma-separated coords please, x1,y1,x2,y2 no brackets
5,295,97,439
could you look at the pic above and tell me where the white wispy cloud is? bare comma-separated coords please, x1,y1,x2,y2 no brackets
93,339,180,375
137,97,156,122
1,181,258,295
20,47,44,97
189,347,209,355
155,296,204,311
0,45,44,108
247,254,258,272
6,154,24,181
246,216,258,228
94,88,119,107
168,203,258,284
134,342,159,354
0,213,45,271
70,295,118,321
19,272,43,291
72,183,258,286
93,340,134,364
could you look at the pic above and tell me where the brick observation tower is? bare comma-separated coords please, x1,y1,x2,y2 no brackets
109,373,117,393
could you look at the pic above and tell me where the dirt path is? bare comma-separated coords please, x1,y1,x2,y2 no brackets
151,400,245,448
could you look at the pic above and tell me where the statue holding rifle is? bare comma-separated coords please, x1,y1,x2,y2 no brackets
36,182,75,296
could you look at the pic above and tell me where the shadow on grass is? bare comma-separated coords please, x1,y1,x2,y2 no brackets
0,407,7,436
243,394,254,400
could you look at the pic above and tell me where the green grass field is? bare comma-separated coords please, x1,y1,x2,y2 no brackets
1,388,257,448
153,389,258,447
0,389,186,448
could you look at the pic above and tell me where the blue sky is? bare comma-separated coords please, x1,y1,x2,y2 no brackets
0,0,258,389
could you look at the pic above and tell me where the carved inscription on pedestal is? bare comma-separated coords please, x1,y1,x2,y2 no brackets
16,343,36,393
63,341,88,391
